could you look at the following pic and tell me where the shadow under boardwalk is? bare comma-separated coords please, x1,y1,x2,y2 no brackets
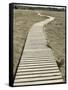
14,16,63,86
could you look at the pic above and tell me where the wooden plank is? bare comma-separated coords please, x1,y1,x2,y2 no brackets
16,69,60,76
19,63,57,67
15,72,61,79
18,64,57,69
14,79,63,86
14,75,62,83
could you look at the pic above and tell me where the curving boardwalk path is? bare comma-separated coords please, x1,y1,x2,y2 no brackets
14,13,63,86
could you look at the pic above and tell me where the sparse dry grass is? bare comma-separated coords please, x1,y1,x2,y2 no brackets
13,9,47,75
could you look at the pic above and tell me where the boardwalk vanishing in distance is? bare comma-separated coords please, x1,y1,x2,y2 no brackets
14,13,63,86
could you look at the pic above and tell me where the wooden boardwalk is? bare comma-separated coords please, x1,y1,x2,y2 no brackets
14,15,63,86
